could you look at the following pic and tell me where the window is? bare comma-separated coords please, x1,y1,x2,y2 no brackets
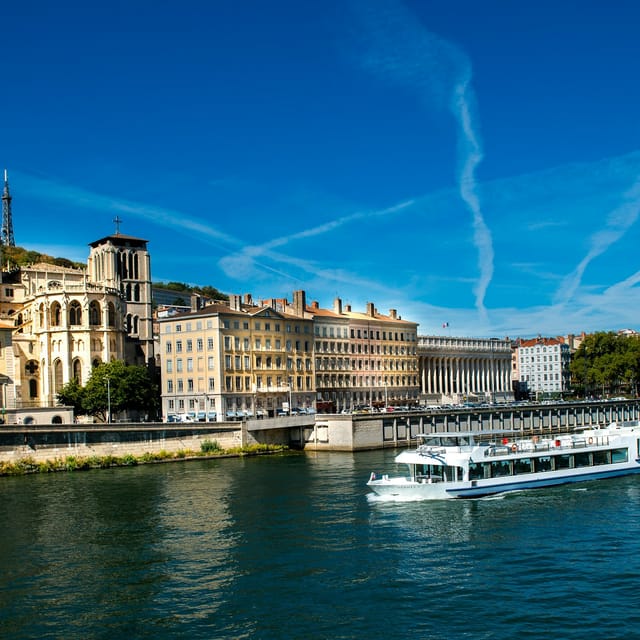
187,358,193,372
186,340,193,352
69,301,82,326
207,337,214,349
176,340,183,353
197,339,203,351
176,359,183,372
166,342,172,354
166,360,173,373
208,356,214,370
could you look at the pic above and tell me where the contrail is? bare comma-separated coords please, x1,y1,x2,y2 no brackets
554,173,640,305
348,0,494,317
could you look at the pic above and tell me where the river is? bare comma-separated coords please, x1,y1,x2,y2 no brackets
1,449,639,639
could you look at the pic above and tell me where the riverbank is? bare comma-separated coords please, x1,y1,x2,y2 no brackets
0,442,290,476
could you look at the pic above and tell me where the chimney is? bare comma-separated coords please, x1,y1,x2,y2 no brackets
229,294,242,312
190,293,201,312
243,293,253,305
311,300,319,310
293,290,306,317
345,304,351,312
334,297,343,314
366,302,375,317
389,309,397,319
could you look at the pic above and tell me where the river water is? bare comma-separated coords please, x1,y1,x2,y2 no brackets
1,449,639,639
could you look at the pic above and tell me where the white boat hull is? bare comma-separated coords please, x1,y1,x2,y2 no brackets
367,423,640,500
368,463,640,500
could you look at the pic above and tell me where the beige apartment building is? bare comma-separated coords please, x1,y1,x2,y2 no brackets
342,302,420,409
158,294,315,421
266,291,420,411
158,290,420,419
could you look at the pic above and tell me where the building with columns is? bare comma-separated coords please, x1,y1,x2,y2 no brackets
417,335,513,404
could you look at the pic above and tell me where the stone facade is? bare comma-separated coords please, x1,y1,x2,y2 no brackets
0,233,154,424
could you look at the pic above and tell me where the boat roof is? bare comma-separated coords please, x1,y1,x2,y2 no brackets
416,430,520,439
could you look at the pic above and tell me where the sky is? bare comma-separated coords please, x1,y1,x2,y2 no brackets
4,0,640,339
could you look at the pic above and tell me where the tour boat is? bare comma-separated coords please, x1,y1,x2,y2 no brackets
366,421,640,500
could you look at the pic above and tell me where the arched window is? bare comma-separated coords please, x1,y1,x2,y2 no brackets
133,315,139,334
107,302,115,327
73,358,82,381
51,415,63,424
29,379,38,399
126,314,132,333
53,359,63,395
38,303,44,328
134,283,140,302
89,301,101,325
50,301,61,326
69,301,82,326
133,253,139,279
92,358,101,368
125,283,132,301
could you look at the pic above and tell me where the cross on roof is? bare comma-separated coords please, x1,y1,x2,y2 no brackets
113,216,122,235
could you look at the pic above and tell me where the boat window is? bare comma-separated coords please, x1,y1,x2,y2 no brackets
469,462,483,480
611,448,628,464
574,452,591,468
513,458,532,474
592,450,610,466
554,454,572,469
490,460,512,477
534,456,552,472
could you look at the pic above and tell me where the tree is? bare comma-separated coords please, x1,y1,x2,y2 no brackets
570,332,640,397
58,361,158,422
57,378,85,415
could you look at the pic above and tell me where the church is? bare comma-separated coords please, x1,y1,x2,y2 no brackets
0,172,154,424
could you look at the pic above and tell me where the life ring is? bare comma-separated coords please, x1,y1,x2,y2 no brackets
588,437,593,445
511,444,517,453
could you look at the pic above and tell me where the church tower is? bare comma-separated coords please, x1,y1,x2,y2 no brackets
87,218,155,368
1,170,15,246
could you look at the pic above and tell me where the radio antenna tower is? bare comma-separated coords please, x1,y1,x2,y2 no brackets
1,169,15,246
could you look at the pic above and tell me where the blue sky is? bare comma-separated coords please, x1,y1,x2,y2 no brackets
4,0,640,338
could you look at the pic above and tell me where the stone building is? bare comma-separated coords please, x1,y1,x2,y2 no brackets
515,336,571,397
417,335,513,404
158,294,315,420
0,231,154,423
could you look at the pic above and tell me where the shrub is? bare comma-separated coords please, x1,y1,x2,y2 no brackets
201,439,221,454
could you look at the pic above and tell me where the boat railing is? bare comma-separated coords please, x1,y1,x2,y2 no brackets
483,435,611,457
417,445,448,456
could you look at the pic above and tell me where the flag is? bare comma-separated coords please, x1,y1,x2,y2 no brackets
442,322,449,328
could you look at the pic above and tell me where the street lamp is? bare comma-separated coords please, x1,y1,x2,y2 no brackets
384,379,388,410
106,376,111,424
288,376,293,415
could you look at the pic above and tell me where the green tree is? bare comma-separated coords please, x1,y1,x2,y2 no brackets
570,332,640,397
57,377,86,415
61,361,158,422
